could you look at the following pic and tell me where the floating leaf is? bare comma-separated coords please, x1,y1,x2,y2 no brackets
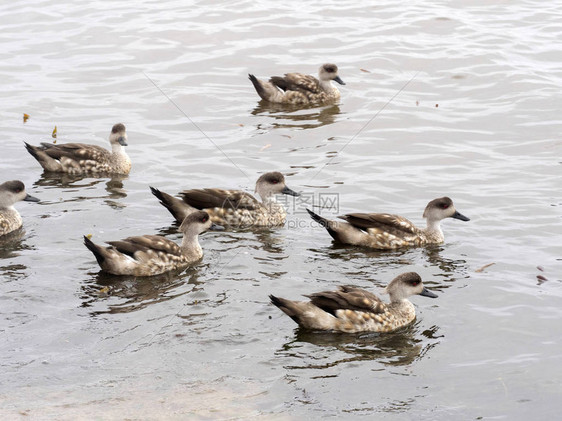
260,144,272,152
99,286,110,294
23,113,30,123
435,104,439,108
52,126,57,139
86,234,93,239
360,68,371,73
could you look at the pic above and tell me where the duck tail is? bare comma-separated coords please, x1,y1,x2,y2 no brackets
269,294,302,325
150,186,190,223
248,74,269,101
24,141,61,171
306,208,330,228
83,235,107,266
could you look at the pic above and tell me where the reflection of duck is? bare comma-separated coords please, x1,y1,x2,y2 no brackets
83,268,203,315
84,211,215,276
289,322,429,367
251,102,341,129
270,272,437,333
32,172,129,202
307,197,470,250
151,172,299,228
0,180,39,236
24,123,131,175
249,64,345,105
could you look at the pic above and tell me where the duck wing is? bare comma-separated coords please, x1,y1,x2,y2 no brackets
269,73,320,93
306,285,386,316
179,188,261,211
338,212,419,236
40,142,110,161
108,235,182,257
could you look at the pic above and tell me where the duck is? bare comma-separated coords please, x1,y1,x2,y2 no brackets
24,123,131,175
83,210,215,276
248,63,345,105
307,197,469,249
150,172,300,228
0,180,40,236
270,272,437,333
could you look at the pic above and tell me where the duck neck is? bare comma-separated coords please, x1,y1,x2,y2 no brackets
424,218,444,242
111,143,127,156
319,79,337,94
180,230,203,259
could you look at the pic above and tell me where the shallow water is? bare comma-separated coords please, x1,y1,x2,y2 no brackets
1,0,561,419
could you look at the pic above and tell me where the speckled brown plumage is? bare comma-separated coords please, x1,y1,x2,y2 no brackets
249,64,345,105
307,197,470,250
25,123,131,175
151,172,300,228
0,180,39,236
270,272,438,333
84,211,213,276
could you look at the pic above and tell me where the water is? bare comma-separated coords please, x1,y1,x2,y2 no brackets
1,0,561,419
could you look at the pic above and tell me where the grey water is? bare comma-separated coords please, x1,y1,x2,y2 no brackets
1,0,561,419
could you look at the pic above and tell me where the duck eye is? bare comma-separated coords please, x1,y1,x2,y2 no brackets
441,204,449,209
201,217,208,223
411,280,420,286
271,180,279,184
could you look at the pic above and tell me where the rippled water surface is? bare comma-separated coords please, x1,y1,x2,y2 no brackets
1,0,561,419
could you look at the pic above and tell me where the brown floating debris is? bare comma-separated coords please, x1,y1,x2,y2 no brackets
475,263,495,273
360,68,371,73
537,265,544,272
23,113,30,123
435,104,439,108
416,101,419,106
537,275,549,283
259,144,272,152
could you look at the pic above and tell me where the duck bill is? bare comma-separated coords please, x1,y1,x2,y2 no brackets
210,223,224,231
281,186,300,197
333,76,346,85
24,194,40,203
419,287,438,298
451,210,470,221
118,136,128,146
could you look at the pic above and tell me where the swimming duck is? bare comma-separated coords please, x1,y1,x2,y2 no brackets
150,172,300,228
270,272,437,333
24,123,131,175
248,63,345,105
83,210,214,276
307,197,469,249
0,180,40,236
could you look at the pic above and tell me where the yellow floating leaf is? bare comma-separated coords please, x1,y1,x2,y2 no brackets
52,126,57,138
86,233,93,239
99,286,110,294
23,113,30,123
